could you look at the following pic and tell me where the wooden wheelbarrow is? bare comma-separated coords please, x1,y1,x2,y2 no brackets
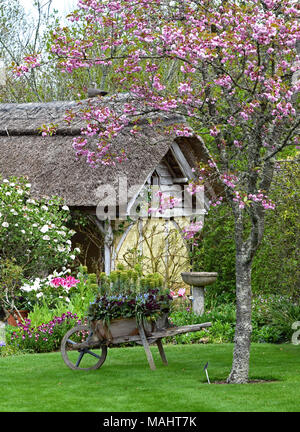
61,318,212,371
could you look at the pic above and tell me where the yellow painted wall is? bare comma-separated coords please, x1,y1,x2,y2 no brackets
113,218,192,289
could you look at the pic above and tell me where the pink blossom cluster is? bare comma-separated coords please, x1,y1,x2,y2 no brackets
182,221,203,241
232,190,275,210
148,191,181,215
50,276,80,288
70,103,132,165
248,192,276,210
187,183,204,195
170,288,186,298
209,196,223,207
12,55,41,77
233,190,247,209
221,174,239,189
221,174,276,210
39,123,58,137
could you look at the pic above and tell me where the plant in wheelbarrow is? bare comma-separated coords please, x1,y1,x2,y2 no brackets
61,270,174,370
60,268,211,371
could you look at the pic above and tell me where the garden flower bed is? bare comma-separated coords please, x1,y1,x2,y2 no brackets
7,312,82,353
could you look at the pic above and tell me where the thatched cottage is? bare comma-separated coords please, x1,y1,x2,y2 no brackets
0,94,219,286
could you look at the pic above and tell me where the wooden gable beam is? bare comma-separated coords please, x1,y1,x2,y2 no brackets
170,142,210,211
170,142,194,179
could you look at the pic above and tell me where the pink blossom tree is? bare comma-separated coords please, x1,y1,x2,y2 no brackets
17,0,299,383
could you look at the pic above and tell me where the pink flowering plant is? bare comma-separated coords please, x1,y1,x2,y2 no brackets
7,312,82,353
19,266,98,311
169,287,192,313
18,271,77,311
148,190,182,216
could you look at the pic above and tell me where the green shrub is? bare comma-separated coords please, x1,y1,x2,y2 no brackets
191,204,236,304
252,294,300,342
191,159,299,303
0,176,78,279
167,304,236,344
167,297,296,344
251,325,283,343
0,341,26,357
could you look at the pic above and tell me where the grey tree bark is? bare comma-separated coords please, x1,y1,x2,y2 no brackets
226,155,275,383
227,240,253,384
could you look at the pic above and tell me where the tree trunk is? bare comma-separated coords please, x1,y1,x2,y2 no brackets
227,247,252,384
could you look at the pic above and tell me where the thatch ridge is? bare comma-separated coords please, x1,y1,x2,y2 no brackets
0,97,215,207
0,95,185,136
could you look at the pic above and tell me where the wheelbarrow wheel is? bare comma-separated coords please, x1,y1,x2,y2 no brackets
61,324,107,371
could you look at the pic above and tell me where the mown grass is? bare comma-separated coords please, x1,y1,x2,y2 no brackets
0,343,299,412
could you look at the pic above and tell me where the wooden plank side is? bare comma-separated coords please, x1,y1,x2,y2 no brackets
112,322,212,344
70,322,212,350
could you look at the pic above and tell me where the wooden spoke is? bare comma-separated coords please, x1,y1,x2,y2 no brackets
61,325,107,371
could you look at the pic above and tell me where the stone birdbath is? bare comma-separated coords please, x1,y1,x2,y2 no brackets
181,272,218,315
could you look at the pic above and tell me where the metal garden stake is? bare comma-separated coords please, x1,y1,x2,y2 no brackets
204,361,210,384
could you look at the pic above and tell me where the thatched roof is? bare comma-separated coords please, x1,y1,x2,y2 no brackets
0,95,215,207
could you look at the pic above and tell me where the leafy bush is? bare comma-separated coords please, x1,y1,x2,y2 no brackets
167,295,297,344
251,161,300,299
251,325,283,344
191,204,236,304
0,176,79,278
0,340,26,357
191,159,300,303
0,258,24,318
252,294,300,342
166,305,236,344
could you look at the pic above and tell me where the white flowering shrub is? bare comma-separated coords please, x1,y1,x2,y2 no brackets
19,266,98,315
18,269,72,310
0,176,79,278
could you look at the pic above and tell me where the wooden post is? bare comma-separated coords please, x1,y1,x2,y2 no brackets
104,220,114,276
137,321,156,370
164,219,169,287
156,339,168,365
138,218,143,258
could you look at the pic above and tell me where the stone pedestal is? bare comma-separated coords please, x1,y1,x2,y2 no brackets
192,287,205,315
181,272,218,316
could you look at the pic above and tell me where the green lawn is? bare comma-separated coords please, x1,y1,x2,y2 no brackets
0,343,299,412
